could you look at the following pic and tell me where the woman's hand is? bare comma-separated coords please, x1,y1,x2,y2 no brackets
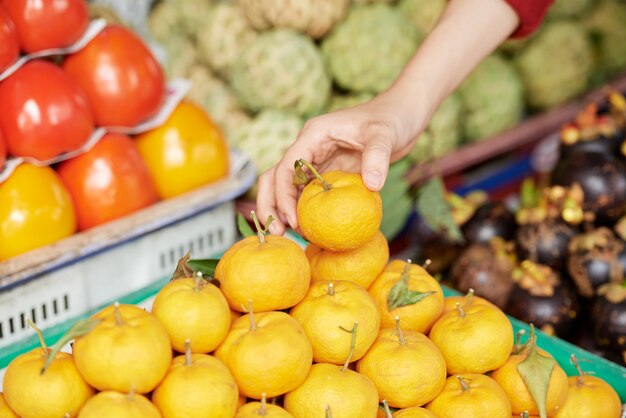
256,92,425,235
256,0,523,236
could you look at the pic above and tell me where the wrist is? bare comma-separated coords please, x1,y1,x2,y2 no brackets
374,84,430,148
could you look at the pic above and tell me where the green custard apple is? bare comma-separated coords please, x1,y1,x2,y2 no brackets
547,0,593,19
230,29,331,117
176,0,212,38
148,0,209,41
398,0,446,35
148,0,185,42
410,92,463,162
239,0,350,39
459,54,524,142
230,109,304,197
196,3,258,77
321,4,421,93
185,65,252,141
352,0,396,4
161,34,199,78
514,21,593,110
585,0,626,75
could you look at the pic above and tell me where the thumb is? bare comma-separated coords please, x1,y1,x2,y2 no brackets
361,135,391,191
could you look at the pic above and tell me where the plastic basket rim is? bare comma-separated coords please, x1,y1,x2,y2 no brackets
0,150,256,292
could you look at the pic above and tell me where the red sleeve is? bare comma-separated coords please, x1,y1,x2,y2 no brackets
505,0,555,38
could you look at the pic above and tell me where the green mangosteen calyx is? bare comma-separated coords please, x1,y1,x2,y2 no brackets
597,282,626,304
567,227,624,298
511,260,560,297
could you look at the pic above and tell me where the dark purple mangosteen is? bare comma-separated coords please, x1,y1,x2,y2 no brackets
516,219,577,271
559,135,622,160
462,201,516,244
592,282,626,362
567,227,624,298
450,238,516,308
557,104,623,160
614,216,626,276
567,323,625,365
506,260,581,338
551,151,626,226
515,183,583,271
412,216,462,275
413,190,488,274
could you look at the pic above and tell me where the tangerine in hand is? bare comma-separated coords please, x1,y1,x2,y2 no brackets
296,160,382,251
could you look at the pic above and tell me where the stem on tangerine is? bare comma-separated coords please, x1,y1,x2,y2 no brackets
527,324,538,355
258,393,267,416
395,316,406,345
28,319,48,356
325,405,332,418
383,400,393,418
40,318,100,375
513,329,528,355
248,300,257,331
465,288,475,307
456,303,466,319
194,271,203,292
250,211,266,244
341,321,358,372
185,339,192,367
114,302,123,326
422,259,432,270
328,282,335,296
457,375,471,392
298,159,332,191
128,386,136,401
570,354,586,387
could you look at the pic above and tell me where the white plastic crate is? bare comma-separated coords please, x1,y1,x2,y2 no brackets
0,152,255,352
0,202,234,348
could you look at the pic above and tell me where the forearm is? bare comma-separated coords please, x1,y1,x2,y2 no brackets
383,0,520,140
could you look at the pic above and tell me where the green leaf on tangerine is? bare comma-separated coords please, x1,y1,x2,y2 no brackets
237,212,256,238
517,326,556,418
41,318,100,375
387,266,435,311
186,258,220,278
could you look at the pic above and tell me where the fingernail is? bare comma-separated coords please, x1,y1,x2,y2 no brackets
365,170,383,190
286,214,297,230
268,223,280,235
